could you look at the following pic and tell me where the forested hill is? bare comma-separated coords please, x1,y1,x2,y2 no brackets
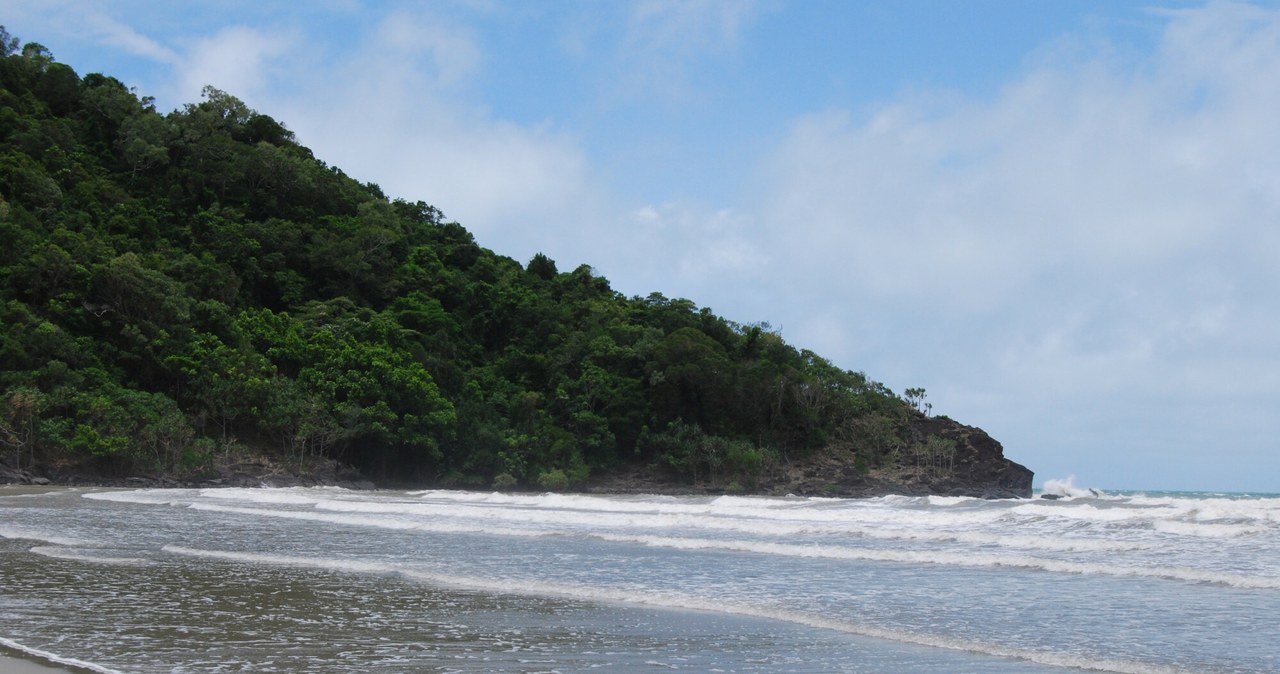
0,31,1032,497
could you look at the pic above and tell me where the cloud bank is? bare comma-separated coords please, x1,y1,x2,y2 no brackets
750,2,1280,489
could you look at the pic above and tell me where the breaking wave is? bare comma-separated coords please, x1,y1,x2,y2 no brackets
27,546,152,567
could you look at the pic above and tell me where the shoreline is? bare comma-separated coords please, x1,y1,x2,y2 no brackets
2,451,1032,499
1,416,1035,500
0,474,1033,500
0,643,92,674
0,653,73,673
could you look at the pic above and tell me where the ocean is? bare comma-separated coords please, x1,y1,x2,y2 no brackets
1,482,1277,673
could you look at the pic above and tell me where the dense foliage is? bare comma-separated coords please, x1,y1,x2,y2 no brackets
0,31,930,489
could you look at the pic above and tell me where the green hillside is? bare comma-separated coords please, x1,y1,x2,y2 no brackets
0,30,1030,495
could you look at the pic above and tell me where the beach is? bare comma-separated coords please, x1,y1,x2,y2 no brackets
4,485,1279,672
1,650,76,673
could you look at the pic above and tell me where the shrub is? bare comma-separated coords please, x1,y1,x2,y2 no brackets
535,468,569,491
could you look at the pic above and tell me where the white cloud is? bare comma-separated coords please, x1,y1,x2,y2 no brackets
0,0,178,64
753,1,1280,489
610,0,762,101
372,10,483,88
629,0,756,52
82,8,179,64
175,26,296,106
625,202,767,283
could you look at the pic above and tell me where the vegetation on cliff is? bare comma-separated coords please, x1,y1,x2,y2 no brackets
0,30,1030,495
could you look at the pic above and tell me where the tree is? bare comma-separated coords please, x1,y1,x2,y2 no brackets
0,30,966,492
1,387,44,470
526,252,558,281
20,42,53,69
906,434,956,477
0,26,19,57
646,327,732,430
904,387,931,416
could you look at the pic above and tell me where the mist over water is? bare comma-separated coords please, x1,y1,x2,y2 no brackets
2,485,1278,672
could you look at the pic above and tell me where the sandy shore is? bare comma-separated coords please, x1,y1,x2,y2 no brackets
0,652,75,672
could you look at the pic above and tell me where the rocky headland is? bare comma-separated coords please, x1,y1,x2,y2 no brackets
3,415,1031,499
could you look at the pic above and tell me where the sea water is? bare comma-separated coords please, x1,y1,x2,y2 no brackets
1,482,1277,673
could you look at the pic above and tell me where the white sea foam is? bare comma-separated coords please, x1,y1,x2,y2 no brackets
27,546,152,566
0,637,126,674
1188,501,1280,523
74,488,1280,584
1115,496,1280,536
925,495,981,506
187,502,546,538
1010,501,1184,523
77,486,1177,559
1040,476,1108,500
1152,520,1267,538
408,489,976,522
406,491,1015,532
588,533,1280,589
199,487,331,504
180,493,1155,558
82,489,193,506
89,486,1025,536
244,493,1120,556
311,497,823,536
0,488,82,499
855,527,1155,552
0,525,95,547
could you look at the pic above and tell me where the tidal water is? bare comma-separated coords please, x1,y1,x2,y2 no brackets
1,482,1277,673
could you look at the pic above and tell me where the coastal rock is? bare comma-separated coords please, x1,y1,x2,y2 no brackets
0,463,53,486
22,456,375,490
9,417,1029,500
753,416,1032,499
910,415,1034,498
586,415,1033,499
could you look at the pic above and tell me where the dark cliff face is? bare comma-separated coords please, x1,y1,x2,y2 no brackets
908,416,1034,498
582,412,1034,500
740,415,1033,499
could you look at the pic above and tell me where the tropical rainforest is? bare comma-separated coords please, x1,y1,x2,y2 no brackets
0,29,1032,495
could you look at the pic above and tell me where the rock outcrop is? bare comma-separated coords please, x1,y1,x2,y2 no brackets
588,416,1034,499
903,415,1034,498
5,418,1031,499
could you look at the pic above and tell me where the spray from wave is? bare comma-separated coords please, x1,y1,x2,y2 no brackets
1040,475,1103,499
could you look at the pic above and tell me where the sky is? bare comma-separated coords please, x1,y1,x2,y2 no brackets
3,0,1278,492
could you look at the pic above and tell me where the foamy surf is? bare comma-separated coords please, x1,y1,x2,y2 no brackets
1040,476,1108,499
3,486,1274,672
0,525,96,548
27,546,153,567
587,533,1280,589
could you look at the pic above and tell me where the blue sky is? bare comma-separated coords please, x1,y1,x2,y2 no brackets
3,0,1277,492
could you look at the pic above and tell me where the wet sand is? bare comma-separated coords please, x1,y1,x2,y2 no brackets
0,652,74,673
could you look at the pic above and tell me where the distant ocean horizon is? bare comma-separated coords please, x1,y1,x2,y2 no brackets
3,482,1278,672
1036,475,1280,500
